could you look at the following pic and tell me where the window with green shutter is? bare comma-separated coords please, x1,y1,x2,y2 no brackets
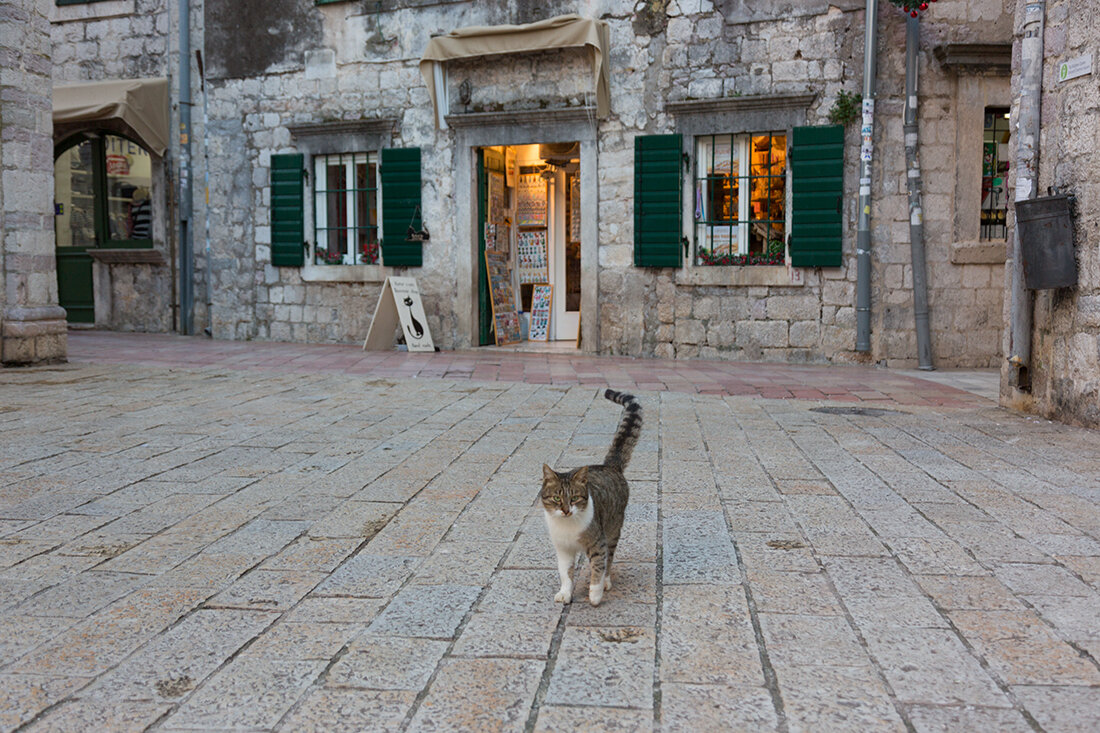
790,125,844,268
271,153,305,267
380,147,423,267
634,134,683,267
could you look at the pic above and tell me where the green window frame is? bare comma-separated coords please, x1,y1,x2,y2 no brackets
312,152,379,266
693,132,787,266
380,147,423,268
789,124,844,268
271,154,305,267
634,134,683,267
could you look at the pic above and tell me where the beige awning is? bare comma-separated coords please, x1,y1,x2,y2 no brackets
53,78,170,156
419,14,610,129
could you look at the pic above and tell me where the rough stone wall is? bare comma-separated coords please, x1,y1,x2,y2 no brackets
51,0,168,82
597,0,1011,367
190,0,1013,363
868,4,1013,368
1010,0,1100,426
49,0,175,333
1,0,66,365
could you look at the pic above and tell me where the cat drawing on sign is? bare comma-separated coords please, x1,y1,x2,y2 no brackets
403,296,424,340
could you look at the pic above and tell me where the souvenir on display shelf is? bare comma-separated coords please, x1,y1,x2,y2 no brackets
517,229,549,285
569,176,581,242
484,248,522,345
489,171,506,218
528,284,553,341
516,173,547,227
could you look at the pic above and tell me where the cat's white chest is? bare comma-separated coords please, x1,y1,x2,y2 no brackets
543,503,593,553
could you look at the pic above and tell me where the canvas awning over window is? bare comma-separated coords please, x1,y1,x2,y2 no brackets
53,78,170,156
419,14,610,130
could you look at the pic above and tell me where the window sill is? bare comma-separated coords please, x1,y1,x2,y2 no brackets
950,240,1007,265
676,265,804,288
301,264,393,283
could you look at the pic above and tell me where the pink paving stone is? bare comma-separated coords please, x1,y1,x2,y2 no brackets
61,332,994,408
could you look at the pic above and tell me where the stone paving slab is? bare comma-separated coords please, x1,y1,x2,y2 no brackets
1,337,1099,730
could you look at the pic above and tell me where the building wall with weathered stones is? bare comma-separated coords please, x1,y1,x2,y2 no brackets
1,0,67,366
597,0,1012,367
48,0,176,333
193,0,1012,365
1008,0,1100,426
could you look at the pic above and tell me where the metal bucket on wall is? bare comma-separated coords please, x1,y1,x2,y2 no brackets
1015,194,1077,289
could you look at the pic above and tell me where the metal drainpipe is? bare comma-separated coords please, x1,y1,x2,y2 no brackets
904,15,933,370
1008,0,1044,387
178,0,194,335
855,0,878,353
197,50,212,337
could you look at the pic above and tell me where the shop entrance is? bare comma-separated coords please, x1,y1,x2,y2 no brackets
476,143,582,346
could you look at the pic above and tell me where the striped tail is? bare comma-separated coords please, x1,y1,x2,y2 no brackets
603,389,643,469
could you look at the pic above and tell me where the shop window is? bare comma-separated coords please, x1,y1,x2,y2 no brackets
694,133,786,266
981,107,1010,241
312,152,379,265
54,133,154,249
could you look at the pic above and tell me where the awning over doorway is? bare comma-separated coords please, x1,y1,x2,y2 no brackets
53,78,170,156
419,14,610,130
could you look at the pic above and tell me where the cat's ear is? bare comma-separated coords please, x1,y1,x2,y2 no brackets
573,465,589,487
542,464,557,483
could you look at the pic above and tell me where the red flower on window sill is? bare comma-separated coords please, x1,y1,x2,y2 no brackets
697,250,785,267
315,248,345,265
360,241,380,265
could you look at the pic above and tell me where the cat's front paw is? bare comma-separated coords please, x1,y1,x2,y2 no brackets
588,584,604,606
555,586,573,603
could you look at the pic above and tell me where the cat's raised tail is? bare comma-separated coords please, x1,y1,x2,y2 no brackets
603,389,642,470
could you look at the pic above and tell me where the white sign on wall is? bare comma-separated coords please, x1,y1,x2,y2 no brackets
1058,54,1092,83
363,276,435,352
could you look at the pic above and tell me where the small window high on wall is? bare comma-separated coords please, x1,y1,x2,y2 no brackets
982,108,1010,241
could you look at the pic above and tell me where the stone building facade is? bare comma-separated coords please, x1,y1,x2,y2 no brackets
19,1,1020,370
0,0,66,366
186,0,1014,369
1004,0,1100,426
47,0,176,333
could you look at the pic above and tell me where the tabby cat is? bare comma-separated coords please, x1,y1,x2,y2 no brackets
541,389,642,606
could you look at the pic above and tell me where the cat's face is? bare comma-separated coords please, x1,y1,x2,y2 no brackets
541,464,589,517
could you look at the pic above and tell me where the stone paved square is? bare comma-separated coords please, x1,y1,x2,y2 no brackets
1,334,1099,730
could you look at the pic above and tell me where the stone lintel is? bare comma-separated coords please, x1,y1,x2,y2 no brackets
288,119,398,139
933,44,1013,74
667,93,818,116
445,106,599,129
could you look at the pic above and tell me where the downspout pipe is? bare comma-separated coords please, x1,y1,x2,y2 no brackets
855,0,878,352
178,0,194,335
904,15,934,370
1008,0,1044,387
197,49,212,337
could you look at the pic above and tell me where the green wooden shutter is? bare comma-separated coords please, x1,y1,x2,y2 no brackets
790,125,844,268
381,147,422,267
270,153,304,267
634,134,683,267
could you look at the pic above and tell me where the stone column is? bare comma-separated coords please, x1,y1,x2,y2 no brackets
1,0,67,365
